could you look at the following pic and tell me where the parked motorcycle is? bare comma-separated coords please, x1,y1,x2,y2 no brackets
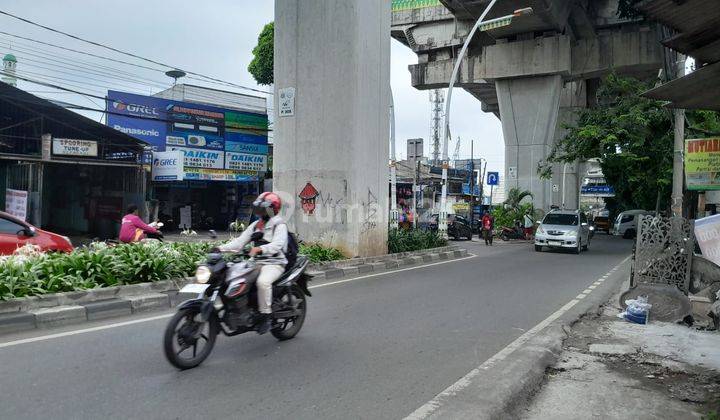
499,225,526,241
163,241,311,370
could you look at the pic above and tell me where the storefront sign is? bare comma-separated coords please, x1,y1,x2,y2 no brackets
694,214,720,265
225,152,267,172
183,168,258,182
170,147,224,169
151,151,184,181
52,138,98,157
5,188,28,221
225,142,269,154
685,138,720,190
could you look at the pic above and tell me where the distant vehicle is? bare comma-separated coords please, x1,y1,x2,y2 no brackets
427,214,473,240
593,215,612,233
534,209,591,254
0,211,73,255
612,210,652,239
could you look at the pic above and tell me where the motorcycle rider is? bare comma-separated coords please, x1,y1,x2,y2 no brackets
218,192,288,335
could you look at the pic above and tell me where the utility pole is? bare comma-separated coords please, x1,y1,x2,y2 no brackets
390,90,399,229
470,140,476,219
430,90,444,166
671,55,686,217
413,159,420,228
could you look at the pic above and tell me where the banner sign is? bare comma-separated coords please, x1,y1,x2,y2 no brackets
183,168,258,182
52,138,98,157
694,214,720,265
225,152,267,172
106,90,268,181
225,141,269,154
5,188,28,221
685,138,720,190
171,147,224,169
151,151,184,181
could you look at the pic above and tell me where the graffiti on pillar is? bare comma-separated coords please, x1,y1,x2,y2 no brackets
361,189,379,233
298,182,319,215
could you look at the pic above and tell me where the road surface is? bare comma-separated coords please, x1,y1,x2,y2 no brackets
0,234,632,419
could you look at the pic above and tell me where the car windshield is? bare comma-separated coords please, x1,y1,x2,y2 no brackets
543,214,578,226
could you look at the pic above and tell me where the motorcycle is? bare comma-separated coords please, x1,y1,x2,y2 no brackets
163,235,311,370
499,225,526,241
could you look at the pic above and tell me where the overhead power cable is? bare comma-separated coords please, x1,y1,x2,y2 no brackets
0,11,272,95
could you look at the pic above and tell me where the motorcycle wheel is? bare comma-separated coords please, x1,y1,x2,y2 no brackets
271,286,307,341
163,308,218,370
500,232,509,241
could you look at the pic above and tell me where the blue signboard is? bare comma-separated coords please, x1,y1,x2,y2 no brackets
462,183,481,196
487,172,499,186
106,90,268,152
581,185,615,196
107,90,269,181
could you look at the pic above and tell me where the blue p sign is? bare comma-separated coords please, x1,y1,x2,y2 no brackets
487,172,499,186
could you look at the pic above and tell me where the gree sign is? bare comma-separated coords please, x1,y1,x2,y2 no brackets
151,151,183,181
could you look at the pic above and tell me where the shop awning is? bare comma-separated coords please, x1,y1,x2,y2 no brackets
643,61,720,111
0,82,147,156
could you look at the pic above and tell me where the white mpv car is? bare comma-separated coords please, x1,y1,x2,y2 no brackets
534,210,591,254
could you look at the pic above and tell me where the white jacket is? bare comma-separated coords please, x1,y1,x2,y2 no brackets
219,216,288,266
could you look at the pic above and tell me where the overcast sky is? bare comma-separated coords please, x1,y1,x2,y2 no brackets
0,0,505,174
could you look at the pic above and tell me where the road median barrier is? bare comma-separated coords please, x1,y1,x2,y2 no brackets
0,245,469,335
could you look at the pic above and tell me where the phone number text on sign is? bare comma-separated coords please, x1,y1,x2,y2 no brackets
225,152,267,172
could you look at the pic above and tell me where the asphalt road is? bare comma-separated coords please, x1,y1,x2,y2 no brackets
0,234,632,420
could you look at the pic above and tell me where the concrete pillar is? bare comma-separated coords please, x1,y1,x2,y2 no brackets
273,0,390,257
496,75,562,211
552,80,587,210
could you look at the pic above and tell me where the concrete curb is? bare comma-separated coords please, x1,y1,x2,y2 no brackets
0,245,469,335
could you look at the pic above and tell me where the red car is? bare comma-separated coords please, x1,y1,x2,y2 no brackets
0,211,73,255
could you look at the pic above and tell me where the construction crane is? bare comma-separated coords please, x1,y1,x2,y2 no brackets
452,136,461,168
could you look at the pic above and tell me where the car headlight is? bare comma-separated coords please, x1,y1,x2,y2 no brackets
537,226,545,234
195,265,212,284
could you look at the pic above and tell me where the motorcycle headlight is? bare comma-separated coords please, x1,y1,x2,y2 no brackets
195,265,212,284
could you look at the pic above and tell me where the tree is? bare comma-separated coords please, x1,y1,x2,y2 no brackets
503,187,533,213
248,22,274,86
538,74,720,213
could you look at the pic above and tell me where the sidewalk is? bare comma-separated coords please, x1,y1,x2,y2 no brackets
521,286,720,419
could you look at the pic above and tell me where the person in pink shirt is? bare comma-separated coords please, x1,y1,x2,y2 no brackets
119,204,162,243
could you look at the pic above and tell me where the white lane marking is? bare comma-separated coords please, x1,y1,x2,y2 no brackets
311,254,476,289
0,314,173,349
576,293,588,299
0,253,477,349
404,255,631,420
588,285,597,290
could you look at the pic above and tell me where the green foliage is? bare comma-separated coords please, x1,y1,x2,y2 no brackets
0,242,213,301
299,242,346,263
504,188,533,212
492,201,538,233
540,74,675,211
388,228,447,253
248,22,274,86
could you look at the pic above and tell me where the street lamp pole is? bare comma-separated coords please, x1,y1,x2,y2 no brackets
438,3,533,237
562,162,569,209
390,90,399,229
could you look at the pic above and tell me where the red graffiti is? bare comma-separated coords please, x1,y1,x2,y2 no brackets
298,182,319,215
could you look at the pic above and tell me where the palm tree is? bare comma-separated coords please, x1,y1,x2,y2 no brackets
503,187,533,213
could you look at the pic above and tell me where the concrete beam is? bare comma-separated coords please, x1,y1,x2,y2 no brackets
409,29,662,88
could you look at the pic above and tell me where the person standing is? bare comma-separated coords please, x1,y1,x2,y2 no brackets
523,212,534,239
481,210,494,246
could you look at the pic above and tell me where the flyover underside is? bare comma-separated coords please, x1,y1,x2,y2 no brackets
391,0,663,211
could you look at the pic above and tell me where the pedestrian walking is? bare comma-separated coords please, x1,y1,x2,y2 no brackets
481,210,494,246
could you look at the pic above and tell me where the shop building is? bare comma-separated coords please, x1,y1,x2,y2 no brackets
106,85,269,230
0,82,147,238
